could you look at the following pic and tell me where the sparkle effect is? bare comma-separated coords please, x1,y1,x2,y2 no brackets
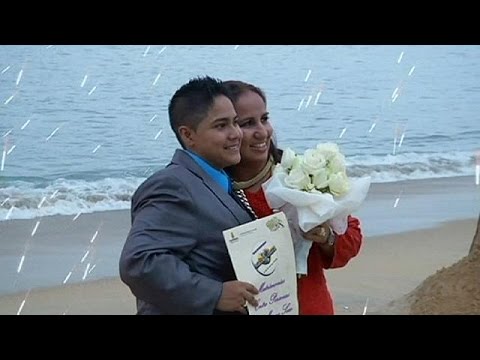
80,75,88,88
46,127,60,142
397,51,404,64
16,291,30,315
362,298,369,315
1,65,11,74
88,86,97,96
154,129,163,140
4,94,15,105
475,151,480,186
152,73,161,86
16,69,24,86
143,45,151,57
31,221,40,236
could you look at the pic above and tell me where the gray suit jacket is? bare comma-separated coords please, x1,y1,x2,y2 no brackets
119,149,253,315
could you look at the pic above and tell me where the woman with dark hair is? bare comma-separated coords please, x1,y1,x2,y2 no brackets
224,80,363,315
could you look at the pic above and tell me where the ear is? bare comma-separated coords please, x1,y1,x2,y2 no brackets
178,125,195,148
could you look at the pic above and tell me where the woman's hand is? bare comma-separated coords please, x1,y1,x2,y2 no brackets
301,223,331,245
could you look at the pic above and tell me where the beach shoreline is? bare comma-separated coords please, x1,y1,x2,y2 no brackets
0,175,478,314
0,217,477,315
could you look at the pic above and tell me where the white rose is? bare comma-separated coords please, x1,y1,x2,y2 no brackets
273,163,288,176
316,143,340,161
328,172,350,197
281,148,296,170
328,153,346,174
312,168,329,190
301,149,326,175
291,155,303,171
284,167,312,191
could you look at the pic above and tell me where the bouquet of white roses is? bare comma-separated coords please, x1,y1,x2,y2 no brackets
262,143,371,274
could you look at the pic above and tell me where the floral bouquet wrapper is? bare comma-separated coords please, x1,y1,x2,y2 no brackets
262,143,371,274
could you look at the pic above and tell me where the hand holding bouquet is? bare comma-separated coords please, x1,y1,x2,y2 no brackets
262,143,371,274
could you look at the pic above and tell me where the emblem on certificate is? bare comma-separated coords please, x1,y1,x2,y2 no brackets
223,212,299,315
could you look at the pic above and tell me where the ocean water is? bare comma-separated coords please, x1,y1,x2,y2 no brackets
1,45,479,220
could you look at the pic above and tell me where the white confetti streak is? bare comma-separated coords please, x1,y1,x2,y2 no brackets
408,66,416,76
90,230,98,243
392,93,399,103
234,45,240,50
1,65,11,74
92,144,102,153
314,91,322,105
154,129,163,140
393,197,400,208
368,123,377,133
304,69,312,82
1,197,9,206
149,114,158,123
88,86,97,96
72,212,82,221
398,132,406,148
5,206,14,220
46,127,60,141
304,95,312,108
88,264,96,274
21,119,31,130
16,69,23,86
17,255,25,273
143,45,151,57
1,149,5,171
362,298,369,315
152,73,161,86
46,45,54,49
80,250,90,263
4,94,15,105
339,127,347,139
17,298,27,315
297,98,305,111
82,263,91,280
63,271,72,284
7,145,16,155
31,221,40,236
393,134,397,155
37,196,47,209
50,189,59,199
17,302,26,315
3,129,12,137
80,75,88,88
157,46,167,55
397,51,404,64
391,87,399,99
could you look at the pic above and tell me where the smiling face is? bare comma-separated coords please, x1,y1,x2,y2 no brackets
179,95,242,169
234,90,273,167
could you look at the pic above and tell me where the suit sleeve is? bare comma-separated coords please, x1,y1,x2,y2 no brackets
119,173,223,314
321,215,363,269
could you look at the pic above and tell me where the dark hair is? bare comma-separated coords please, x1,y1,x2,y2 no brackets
223,80,267,105
168,76,229,148
223,80,282,164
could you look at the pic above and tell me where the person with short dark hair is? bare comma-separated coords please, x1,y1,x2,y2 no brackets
119,76,259,315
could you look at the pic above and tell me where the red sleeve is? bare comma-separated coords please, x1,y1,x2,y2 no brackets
320,215,363,269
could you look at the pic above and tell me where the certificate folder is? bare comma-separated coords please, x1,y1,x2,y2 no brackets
223,212,299,315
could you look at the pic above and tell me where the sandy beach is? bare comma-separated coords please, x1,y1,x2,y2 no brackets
0,176,478,315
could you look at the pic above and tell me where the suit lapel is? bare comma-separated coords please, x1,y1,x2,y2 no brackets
171,150,252,224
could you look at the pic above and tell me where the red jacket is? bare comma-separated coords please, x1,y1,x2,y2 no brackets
245,188,363,315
